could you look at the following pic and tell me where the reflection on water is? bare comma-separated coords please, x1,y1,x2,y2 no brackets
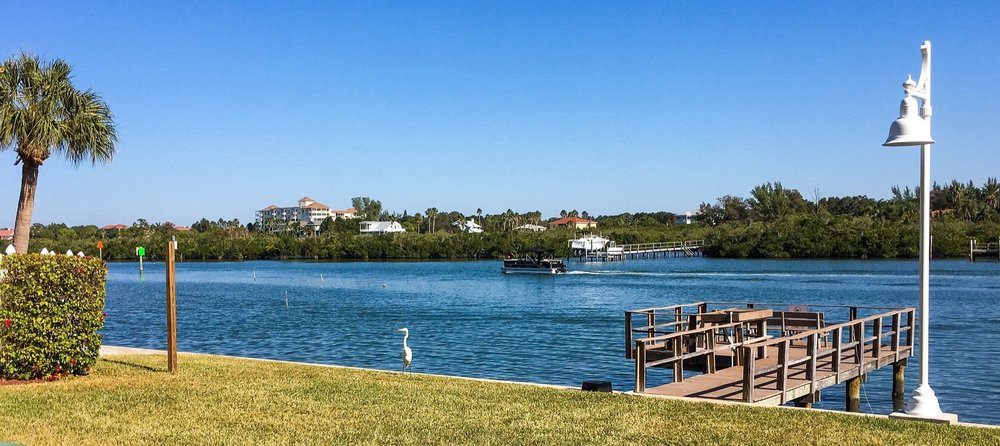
103,258,999,424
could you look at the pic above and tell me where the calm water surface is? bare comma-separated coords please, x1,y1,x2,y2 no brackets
103,258,1000,424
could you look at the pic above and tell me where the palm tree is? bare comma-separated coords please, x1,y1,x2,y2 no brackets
983,177,1000,212
1,53,117,253
425,208,438,233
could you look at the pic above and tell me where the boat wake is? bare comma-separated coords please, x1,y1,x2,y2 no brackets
565,270,675,277
565,270,923,280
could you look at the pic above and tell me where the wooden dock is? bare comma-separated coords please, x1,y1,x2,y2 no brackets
970,238,999,262
625,302,914,410
583,240,704,261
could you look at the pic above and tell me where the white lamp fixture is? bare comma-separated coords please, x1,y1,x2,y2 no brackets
883,41,956,423
884,76,934,146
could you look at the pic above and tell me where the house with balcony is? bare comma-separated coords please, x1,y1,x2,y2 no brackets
256,196,356,233
674,211,700,225
359,221,406,235
454,219,484,234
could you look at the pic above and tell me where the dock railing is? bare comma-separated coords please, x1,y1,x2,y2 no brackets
625,302,709,360
739,307,914,404
633,319,773,392
617,240,704,254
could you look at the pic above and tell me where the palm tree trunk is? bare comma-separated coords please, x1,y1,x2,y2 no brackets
13,160,40,253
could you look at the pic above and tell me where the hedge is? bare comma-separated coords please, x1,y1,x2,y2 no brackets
0,254,106,380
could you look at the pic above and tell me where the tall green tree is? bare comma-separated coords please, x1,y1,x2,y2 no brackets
351,197,383,221
747,182,807,221
0,53,116,253
699,195,749,226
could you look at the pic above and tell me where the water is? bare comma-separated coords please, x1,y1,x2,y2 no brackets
103,258,1000,424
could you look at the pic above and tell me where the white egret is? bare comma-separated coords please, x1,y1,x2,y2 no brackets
397,328,412,372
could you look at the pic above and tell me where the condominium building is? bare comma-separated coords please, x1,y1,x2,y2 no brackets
256,197,356,231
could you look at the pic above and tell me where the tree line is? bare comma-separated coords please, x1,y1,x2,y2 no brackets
697,179,1000,258
5,179,998,261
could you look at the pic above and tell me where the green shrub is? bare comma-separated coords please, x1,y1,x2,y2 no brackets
0,254,106,380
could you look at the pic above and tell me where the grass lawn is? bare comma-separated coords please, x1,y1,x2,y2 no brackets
0,353,995,445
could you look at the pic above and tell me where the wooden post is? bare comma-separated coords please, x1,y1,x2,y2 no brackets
777,340,789,402
635,342,646,392
742,347,755,403
848,306,858,343
647,312,655,340
624,312,633,359
893,360,906,412
832,326,842,377
673,337,684,383
166,238,178,373
806,333,817,396
872,317,882,358
846,376,861,412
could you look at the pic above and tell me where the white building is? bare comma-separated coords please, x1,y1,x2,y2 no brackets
454,219,483,234
359,221,406,235
675,211,700,225
256,196,356,232
514,224,546,232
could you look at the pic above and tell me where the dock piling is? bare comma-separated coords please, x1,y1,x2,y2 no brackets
846,376,862,412
893,360,906,412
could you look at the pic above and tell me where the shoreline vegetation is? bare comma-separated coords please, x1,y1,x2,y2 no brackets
7,180,999,261
0,353,996,445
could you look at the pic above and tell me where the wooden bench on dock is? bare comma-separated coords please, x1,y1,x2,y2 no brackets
767,310,828,346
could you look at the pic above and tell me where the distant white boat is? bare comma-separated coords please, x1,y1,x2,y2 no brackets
569,234,609,252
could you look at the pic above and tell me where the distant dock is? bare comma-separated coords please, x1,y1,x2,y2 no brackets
970,239,999,262
574,239,703,261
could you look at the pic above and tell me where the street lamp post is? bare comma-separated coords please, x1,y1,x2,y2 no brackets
883,41,956,423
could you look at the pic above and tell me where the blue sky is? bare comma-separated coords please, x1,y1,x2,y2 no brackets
2,1,999,227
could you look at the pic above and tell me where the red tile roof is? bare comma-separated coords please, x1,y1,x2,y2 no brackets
549,216,597,225
0,228,13,240
303,201,330,209
260,204,278,211
101,224,128,230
